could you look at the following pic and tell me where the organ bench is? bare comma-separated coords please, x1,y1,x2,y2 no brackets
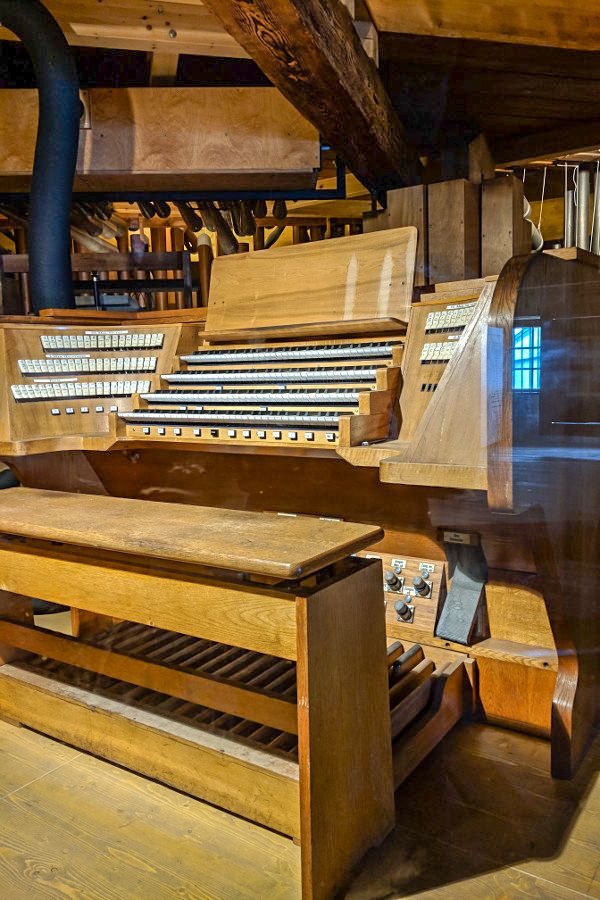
0,487,463,898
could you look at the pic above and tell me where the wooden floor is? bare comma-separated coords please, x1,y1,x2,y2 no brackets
0,714,599,900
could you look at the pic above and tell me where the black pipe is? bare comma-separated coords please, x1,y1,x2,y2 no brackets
0,0,80,310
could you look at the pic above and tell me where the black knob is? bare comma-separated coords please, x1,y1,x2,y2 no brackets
394,598,412,621
384,571,401,591
413,575,431,596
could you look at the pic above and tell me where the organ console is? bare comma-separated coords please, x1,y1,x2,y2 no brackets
0,229,597,896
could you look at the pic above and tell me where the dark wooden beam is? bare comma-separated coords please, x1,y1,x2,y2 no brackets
200,0,420,191
491,119,600,165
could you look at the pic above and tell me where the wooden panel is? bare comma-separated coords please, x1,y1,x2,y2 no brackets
0,664,300,838
381,282,495,489
364,185,428,287
477,655,556,736
205,227,417,332
296,560,394,898
0,543,298,660
0,489,381,579
202,317,407,343
0,88,320,192
6,449,539,574
482,176,530,277
0,322,186,452
428,180,480,284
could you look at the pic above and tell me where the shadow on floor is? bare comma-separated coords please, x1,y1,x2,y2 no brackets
346,722,600,898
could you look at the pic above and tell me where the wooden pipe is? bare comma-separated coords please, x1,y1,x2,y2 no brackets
150,226,168,310
272,199,288,220
130,232,150,308
175,202,203,233
116,233,131,280
170,226,185,309
197,232,213,306
200,201,238,255
183,228,198,252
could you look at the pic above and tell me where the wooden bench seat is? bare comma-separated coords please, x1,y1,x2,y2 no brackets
0,487,382,579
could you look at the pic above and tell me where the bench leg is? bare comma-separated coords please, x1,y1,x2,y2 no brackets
296,562,394,899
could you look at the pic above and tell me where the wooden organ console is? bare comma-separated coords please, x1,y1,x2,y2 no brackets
0,229,597,896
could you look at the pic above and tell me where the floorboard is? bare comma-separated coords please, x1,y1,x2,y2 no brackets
0,718,599,898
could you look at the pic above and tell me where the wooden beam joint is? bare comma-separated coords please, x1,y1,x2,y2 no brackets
201,0,420,191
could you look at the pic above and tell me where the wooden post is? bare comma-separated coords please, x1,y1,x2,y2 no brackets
481,175,529,277
14,228,31,315
428,179,480,284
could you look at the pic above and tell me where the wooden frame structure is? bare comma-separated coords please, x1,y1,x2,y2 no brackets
0,488,394,899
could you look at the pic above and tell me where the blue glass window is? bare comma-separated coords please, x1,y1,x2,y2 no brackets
513,326,541,391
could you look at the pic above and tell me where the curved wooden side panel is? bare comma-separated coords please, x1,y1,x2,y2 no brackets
488,252,600,777
486,254,531,511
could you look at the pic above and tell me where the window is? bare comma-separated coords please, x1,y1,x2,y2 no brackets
513,326,541,391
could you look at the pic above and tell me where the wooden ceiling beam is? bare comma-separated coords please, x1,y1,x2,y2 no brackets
0,1,250,59
492,121,600,166
200,0,420,191
366,0,600,52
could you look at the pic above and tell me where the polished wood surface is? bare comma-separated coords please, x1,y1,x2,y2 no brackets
202,317,407,343
0,487,382,578
205,227,417,332
488,251,600,776
364,185,428,286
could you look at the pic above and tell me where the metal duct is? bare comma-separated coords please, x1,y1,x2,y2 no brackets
0,0,80,310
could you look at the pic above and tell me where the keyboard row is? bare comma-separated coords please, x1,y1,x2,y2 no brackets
121,409,341,427
419,341,459,364
40,333,164,351
141,389,361,405
164,366,378,384
12,380,152,401
424,303,476,334
19,357,158,375
182,341,400,365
